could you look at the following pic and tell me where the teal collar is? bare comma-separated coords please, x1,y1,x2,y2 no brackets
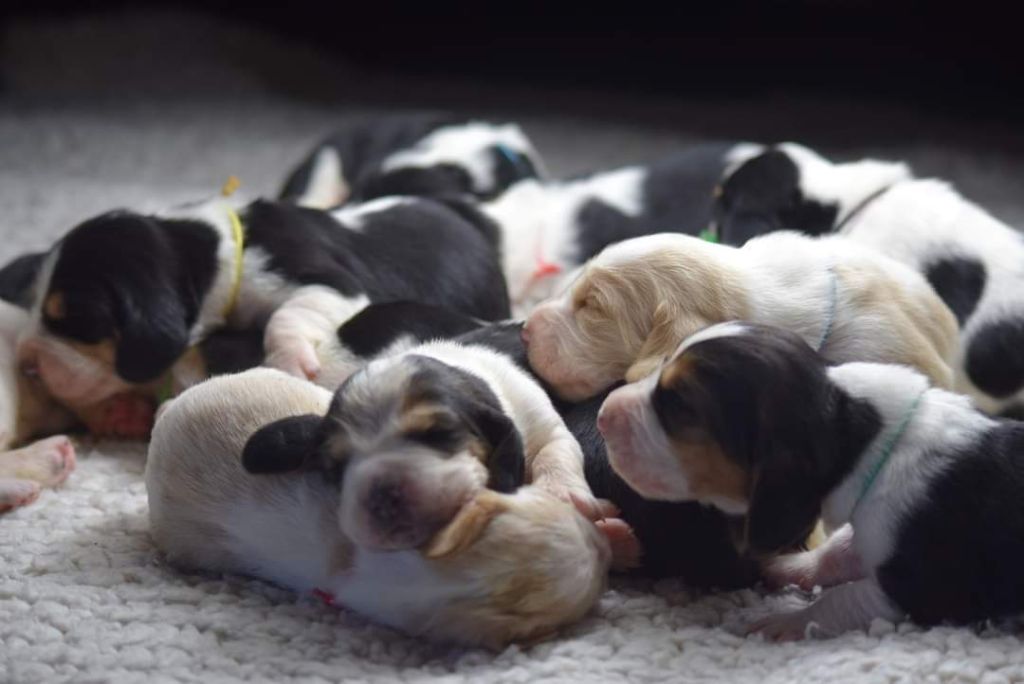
851,391,926,515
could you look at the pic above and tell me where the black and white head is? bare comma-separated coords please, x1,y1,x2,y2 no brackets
360,122,545,201
16,200,234,405
713,143,911,244
596,322,880,555
242,353,526,551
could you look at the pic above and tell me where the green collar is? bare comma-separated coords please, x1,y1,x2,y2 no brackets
851,391,926,514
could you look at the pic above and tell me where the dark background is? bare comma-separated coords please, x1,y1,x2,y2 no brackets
2,0,1019,120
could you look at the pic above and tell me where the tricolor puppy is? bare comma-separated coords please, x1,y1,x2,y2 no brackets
715,142,1024,415
147,368,608,648
478,142,761,313
17,195,509,413
600,322,1024,639
266,296,759,586
279,114,544,209
0,298,77,512
523,231,958,402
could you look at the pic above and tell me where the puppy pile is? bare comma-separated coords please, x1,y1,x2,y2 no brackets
3,114,1024,648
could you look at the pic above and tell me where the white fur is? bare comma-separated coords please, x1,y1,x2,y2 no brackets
380,122,544,195
329,196,416,232
293,147,348,209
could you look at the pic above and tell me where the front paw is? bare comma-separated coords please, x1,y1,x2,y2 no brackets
762,553,820,591
264,336,321,381
746,611,820,642
84,393,156,440
0,478,42,513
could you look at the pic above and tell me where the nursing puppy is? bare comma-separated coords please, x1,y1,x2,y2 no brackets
147,368,608,648
479,142,761,313
715,142,1024,415
523,231,958,402
266,297,758,586
600,322,1024,639
280,114,544,209
0,298,77,512
17,195,509,414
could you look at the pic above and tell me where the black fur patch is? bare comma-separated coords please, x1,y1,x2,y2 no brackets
966,319,1024,398
358,164,474,201
924,255,986,326
0,251,45,308
44,211,219,383
715,149,838,244
336,301,480,358
877,421,1024,624
242,414,325,474
242,198,510,321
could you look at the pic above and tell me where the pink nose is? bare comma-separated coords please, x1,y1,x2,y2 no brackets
520,324,531,346
597,404,622,436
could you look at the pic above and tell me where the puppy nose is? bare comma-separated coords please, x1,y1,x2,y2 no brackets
365,477,411,529
16,340,41,377
520,324,531,346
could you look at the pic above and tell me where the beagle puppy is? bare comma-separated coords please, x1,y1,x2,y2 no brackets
714,142,1024,416
599,322,1024,639
146,368,608,648
17,194,509,416
279,114,544,209
265,295,759,586
0,298,77,512
522,231,959,402
478,142,761,314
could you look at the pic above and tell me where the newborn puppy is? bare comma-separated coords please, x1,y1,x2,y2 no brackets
600,321,1024,639
267,297,758,586
523,231,958,401
715,142,1024,415
17,194,509,413
0,298,76,512
280,114,544,209
147,368,608,648
478,142,760,313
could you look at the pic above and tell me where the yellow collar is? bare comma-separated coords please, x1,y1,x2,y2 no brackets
222,207,245,320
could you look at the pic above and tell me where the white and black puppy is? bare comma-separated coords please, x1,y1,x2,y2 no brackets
147,368,609,648
523,231,958,402
16,195,509,413
265,296,760,587
600,321,1024,639
714,142,1024,415
279,114,544,209
477,142,761,313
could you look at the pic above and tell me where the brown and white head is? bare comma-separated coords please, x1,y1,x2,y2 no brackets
522,234,747,402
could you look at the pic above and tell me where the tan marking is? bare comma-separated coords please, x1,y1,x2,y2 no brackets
659,351,697,391
43,292,66,320
669,430,749,504
423,490,507,559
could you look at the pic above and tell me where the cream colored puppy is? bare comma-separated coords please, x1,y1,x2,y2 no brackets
523,231,958,402
146,368,609,648
0,299,77,512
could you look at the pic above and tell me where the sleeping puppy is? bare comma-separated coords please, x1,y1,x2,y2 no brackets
0,298,77,512
523,231,959,402
147,368,608,648
16,194,509,414
279,113,544,209
714,142,1024,415
265,296,758,586
599,322,1024,639
478,142,761,313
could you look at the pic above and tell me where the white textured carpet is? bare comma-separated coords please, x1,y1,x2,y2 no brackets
3,11,1024,683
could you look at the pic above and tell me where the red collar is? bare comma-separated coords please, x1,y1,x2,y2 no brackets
312,588,336,606
519,240,563,302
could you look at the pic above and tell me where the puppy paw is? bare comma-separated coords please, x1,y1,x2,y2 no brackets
0,478,42,513
762,553,820,591
596,517,643,571
264,336,321,381
84,393,156,440
0,435,76,487
746,611,819,642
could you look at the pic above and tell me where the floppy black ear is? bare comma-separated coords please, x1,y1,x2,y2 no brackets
743,441,824,556
242,414,323,475
469,403,525,494
114,286,192,383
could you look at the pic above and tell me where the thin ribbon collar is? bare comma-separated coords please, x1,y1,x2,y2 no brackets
517,239,563,305
851,390,926,515
834,184,894,233
220,175,245,320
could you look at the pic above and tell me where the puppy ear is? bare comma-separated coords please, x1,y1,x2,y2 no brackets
423,490,507,559
626,302,703,384
242,414,323,474
718,214,774,247
114,288,191,383
469,403,526,493
743,441,822,556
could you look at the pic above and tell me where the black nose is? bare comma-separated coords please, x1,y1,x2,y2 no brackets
365,478,410,529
